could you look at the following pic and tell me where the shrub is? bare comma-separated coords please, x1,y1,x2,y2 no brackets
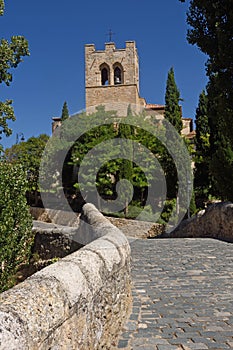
159,198,177,224
0,162,33,292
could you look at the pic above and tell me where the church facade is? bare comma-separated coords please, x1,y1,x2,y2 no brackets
52,41,194,138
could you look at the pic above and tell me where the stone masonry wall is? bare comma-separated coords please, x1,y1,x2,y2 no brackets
30,206,80,227
30,207,165,240
85,42,139,89
32,221,83,260
86,85,144,116
85,41,145,114
0,204,132,350
158,202,233,242
107,216,165,239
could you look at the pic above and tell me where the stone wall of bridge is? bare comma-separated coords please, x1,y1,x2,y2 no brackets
0,204,131,350
158,202,233,242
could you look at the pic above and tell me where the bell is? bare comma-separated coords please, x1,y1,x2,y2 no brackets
115,77,121,84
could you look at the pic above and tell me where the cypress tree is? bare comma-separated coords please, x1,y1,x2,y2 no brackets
194,90,212,202
164,67,183,134
117,122,134,216
127,104,133,117
181,0,233,200
207,75,233,200
61,101,69,122
163,68,183,200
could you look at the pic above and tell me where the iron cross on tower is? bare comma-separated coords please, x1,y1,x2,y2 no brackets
107,29,115,42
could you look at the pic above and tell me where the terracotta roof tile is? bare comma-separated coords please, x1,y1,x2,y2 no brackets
145,104,165,109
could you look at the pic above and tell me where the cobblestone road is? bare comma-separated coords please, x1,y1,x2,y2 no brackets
117,238,233,350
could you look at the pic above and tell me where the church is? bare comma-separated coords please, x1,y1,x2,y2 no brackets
53,41,195,139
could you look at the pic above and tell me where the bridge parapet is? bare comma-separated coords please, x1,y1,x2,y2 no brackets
0,204,131,350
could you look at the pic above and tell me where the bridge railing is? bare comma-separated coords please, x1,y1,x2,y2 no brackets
0,203,131,350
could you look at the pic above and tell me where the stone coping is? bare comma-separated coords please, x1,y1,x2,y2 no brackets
158,201,233,243
0,203,131,350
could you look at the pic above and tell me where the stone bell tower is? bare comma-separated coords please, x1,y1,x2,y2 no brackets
85,41,146,115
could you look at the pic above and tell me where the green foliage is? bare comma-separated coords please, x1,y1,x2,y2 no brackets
61,101,69,122
183,0,233,200
0,162,33,292
41,107,118,201
117,122,134,215
159,198,177,224
43,106,191,225
0,100,16,140
4,134,49,193
163,68,186,201
127,104,133,116
189,190,197,216
0,36,30,86
103,202,155,221
0,0,4,16
194,91,212,201
195,91,209,154
185,0,233,77
164,67,183,134
70,109,117,202
207,74,233,200
0,0,30,150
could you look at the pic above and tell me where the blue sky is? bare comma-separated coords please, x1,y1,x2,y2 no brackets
1,0,208,149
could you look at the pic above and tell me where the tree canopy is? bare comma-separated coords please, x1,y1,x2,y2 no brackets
5,134,49,203
61,101,69,122
194,90,212,201
181,0,233,200
164,67,183,134
0,0,30,149
0,162,33,292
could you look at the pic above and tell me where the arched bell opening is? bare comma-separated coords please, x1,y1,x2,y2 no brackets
113,64,124,85
100,64,110,86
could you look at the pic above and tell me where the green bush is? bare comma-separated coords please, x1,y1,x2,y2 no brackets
0,162,33,292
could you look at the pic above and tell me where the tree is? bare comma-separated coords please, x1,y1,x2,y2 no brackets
4,134,49,204
180,0,233,200
194,90,212,202
117,122,134,215
207,75,233,200
0,162,33,292
61,101,69,122
0,0,30,150
127,104,133,117
163,68,183,201
195,91,209,156
164,67,183,134
42,105,190,223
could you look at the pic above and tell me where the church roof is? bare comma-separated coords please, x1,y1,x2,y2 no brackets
145,104,165,110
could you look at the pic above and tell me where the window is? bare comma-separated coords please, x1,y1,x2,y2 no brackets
114,66,122,85
113,64,124,85
100,64,110,85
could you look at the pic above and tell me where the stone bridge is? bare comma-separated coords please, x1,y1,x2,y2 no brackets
0,203,232,349
116,203,233,349
116,238,233,350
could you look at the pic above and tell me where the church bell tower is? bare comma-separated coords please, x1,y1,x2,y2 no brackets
85,41,146,115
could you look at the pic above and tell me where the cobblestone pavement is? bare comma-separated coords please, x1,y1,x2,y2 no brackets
117,238,233,350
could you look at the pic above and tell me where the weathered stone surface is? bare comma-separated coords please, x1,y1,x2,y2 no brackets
158,202,233,242
31,206,165,240
32,221,83,259
116,238,233,350
107,216,165,239
85,42,146,116
0,312,27,350
0,277,69,349
30,207,80,227
0,203,131,350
